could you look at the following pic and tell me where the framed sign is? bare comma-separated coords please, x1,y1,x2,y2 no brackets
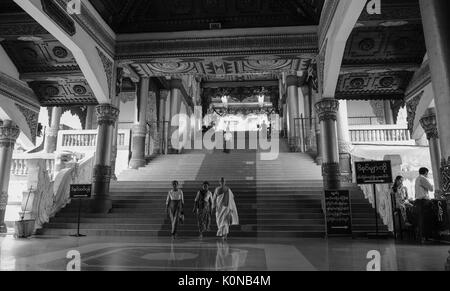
70,184,92,199
355,161,393,185
325,190,352,236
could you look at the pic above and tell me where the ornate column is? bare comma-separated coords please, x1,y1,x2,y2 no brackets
85,105,96,130
0,120,20,233
129,77,149,169
91,104,120,213
286,75,300,150
110,96,121,180
315,98,341,190
420,108,442,194
336,100,353,183
419,0,450,199
45,107,63,153
169,79,183,153
311,89,322,164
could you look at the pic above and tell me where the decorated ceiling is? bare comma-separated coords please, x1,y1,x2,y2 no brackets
337,0,426,101
90,0,325,33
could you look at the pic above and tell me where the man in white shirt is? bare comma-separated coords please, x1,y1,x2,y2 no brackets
414,168,434,243
415,168,434,200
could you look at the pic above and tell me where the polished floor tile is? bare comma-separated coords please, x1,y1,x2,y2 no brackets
0,235,448,271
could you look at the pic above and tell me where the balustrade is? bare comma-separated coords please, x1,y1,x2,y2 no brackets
11,154,55,177
349,125,413,145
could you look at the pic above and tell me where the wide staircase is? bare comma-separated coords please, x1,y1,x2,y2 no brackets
39,139,388,238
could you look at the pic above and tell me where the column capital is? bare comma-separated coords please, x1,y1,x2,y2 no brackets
0,120,20,148
286,75,301,87
169,78,183,90
160,90,170,100
420,108,439,140
96,104,120,127
315,98,340,122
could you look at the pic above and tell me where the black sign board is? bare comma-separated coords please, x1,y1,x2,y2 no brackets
355,161,393,184
70,184,92,199
325,190,352,236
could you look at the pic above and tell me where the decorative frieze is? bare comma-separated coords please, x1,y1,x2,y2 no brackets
406,91,424,135
322,162,341,189
96,48,114,97
0,192,8,211
15,104,39,144
441,157,450,197
92,165,112,184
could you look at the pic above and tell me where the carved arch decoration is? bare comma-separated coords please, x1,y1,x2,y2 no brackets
406,91,424,135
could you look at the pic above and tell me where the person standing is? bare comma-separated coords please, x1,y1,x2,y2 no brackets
212,178,239,240
414,168,434,243
392,176,411,223
193,181,213,239
166,181,184,239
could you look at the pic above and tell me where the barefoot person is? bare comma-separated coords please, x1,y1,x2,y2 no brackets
212,178,239,239
193,181,213,238
166,181,184,239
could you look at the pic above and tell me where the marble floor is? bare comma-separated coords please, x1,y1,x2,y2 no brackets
0,234,449,271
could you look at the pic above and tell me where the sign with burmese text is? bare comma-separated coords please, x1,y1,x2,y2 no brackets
355,161,393,185
70,184,92,199
325,190,352,236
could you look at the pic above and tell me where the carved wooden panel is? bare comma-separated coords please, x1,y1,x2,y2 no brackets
336,71,414,100
343,25,426,65
2,40,79,73
133,57,311,78
29,80,98,106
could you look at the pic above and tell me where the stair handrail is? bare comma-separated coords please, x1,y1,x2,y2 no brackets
22,154,95,233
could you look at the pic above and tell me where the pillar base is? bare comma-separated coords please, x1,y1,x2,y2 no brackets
322,163,341,190
91,165,112,213
339,152,353,184
316,156,323,165
0,223,7,234
129,159,146,169
446,251,450,271
88,198,112,214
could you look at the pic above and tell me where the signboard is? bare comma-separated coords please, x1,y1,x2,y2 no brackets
325,190,352,236
355,161,393,185
70,184,92,199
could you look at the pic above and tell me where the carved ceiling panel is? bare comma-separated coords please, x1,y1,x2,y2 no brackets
132,57,311,78
336,71,414,100
89,0,324,33
343,25,426,66
1,40,79,73
29,79,98,106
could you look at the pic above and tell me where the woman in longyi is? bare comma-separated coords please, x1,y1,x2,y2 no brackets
212,177,239,239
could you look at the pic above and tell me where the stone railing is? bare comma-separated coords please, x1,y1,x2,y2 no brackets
57,129,131,153
349,125,414,145
11,153,56,178
20,154,95,233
